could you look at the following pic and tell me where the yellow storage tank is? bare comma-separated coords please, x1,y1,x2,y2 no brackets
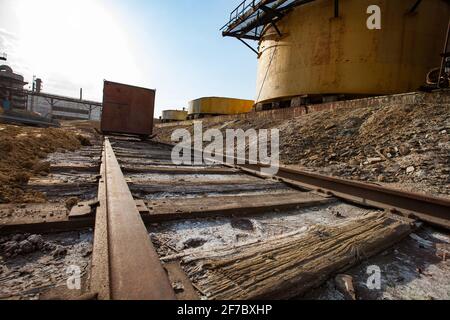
256,0,450,104
162,110,188,122
188,97,254,118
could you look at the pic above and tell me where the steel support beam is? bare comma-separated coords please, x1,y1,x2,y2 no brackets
238,38,260,55
26,90,102,107
409,0,423,13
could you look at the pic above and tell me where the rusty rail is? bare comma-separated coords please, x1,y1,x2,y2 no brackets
237,164,450,230
155,140,450,230
90,138,176,300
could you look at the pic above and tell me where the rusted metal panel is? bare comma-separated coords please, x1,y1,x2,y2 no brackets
101,81,155,137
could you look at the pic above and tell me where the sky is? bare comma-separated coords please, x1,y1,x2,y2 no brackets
0,0,257,117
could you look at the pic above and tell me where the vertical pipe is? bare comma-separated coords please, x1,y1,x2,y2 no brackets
30,94,34,112
334,0,339,18
50,98,54,118
438,19,450,88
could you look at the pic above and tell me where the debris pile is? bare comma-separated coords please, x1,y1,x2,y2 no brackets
0,234,67,259
0,122,97,204
278,103,449,197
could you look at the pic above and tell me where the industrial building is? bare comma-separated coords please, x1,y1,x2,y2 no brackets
222,0,450,109
28,91,102,121
0,65,28,110
0,63,102,121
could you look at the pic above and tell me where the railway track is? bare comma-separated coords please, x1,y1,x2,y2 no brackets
1,135,449,300
91,136,337,300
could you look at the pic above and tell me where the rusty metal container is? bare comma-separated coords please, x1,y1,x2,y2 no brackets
101,80,155,137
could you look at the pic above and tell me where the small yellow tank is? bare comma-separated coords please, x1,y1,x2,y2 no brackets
188,97,254,118
162,110,188,122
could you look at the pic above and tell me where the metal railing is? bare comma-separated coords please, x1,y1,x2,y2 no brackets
221,0,314,41
221,0,262,30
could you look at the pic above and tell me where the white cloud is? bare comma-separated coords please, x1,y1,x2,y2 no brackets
1,0,144,101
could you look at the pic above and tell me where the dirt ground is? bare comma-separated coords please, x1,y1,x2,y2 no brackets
0,121,100,204
155,102,450,199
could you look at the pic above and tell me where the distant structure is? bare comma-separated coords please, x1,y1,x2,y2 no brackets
0,55,102,120
0,64,28,110
33,77,43,94
28,79,103,121
188,97,254,119
222,0,450,109
161,109,188,123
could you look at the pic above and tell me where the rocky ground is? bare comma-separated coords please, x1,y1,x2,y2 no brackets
155,102,450,199
0,121,99,204
0,231,93,300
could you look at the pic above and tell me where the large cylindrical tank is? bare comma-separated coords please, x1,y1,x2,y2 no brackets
188,97,254,118
256,0,450,103
162,110,188,122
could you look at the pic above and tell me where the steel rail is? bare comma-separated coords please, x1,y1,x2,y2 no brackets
90,138,176,300
158,141,450,230
237,163,450,230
